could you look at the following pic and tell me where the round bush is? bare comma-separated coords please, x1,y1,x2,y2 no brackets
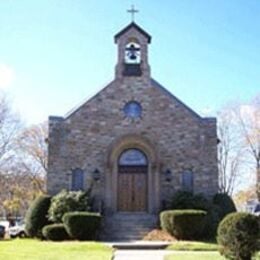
25,195,51,238
42,223,70,241
217,212,259,260
170,191,217,239
63,212,101,241
202,204,222,239
48,190,89,223
213,193,236,220
160,210,207,240
170,191,211,211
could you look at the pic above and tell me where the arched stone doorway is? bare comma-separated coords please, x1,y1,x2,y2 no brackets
105,134,160,214
117,149,148,212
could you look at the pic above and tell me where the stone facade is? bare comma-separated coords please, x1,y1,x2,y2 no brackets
47,22,218,216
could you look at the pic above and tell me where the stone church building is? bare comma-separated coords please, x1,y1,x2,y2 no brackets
47,22,218,239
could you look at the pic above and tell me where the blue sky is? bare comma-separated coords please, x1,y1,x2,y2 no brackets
0,0,259,124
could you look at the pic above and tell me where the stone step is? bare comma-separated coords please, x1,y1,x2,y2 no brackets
102,228,153,232
111,242,170,250
102,231,152,236
104,221,156,226
102,235,149,241
102,224,157,228
103,223,156,228
101,236,149,241
101,226,156,233
102,230,151,235
103,226,156,231
102,222,156,226
106,215,157,220
105,218,156,222
104,218,157,222
100,213,158,241
109,231,152,235
103,214,157,222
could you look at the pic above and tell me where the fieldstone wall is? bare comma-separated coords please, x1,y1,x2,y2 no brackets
47,76,218,211
47,24,218,214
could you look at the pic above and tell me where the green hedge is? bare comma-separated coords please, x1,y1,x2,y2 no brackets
213,193,236,220
169,191,237,239
160,210,207,240
63,212,101,241
25,195,52,238
48,190,89,223
42,224,70,241
217,212,259,260
170,191,211,211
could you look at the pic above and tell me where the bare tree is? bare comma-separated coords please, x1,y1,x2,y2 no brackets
217,106,245,195
0,94,48,217
0,92,21,167
0,122,48,217
235,95,260,200
16,122,48,193
0,166,44,217
233,185,257,211
0,92,22,216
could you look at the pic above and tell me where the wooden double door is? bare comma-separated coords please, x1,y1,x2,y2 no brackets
117,166,148,212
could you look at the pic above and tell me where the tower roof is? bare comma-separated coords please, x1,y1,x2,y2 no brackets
114,22,152,43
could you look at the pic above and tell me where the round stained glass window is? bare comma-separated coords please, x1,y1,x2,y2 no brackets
123,101,142,118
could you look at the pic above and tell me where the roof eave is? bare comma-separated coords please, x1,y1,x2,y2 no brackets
114,22,152,43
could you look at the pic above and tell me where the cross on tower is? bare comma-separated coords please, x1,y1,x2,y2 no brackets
127,5,139,22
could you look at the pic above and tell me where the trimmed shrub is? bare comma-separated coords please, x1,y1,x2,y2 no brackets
170,191,218,238
160,210,207,240
63,212,101,241
213,193,236,220
202,204,222,238
170,191,211,211
25,195,52,238
48,190,89,223
42,223,70,241
217,212,260,260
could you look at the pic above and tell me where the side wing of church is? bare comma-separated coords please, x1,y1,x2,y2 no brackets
47,22,218,217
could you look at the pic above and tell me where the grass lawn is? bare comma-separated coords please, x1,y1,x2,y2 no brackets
165,252,260,260
0,239,113,260
164,251,225,260
166,241,219,251
165,241,260,260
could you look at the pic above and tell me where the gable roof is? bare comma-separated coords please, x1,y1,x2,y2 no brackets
63,78,203,122
64,79,116,120
114,22,152,43
151,78,202,120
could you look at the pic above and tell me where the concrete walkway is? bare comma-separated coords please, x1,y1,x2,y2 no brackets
106,241,171,250
113,250,222,259
105,241,172,260
113,250,171,260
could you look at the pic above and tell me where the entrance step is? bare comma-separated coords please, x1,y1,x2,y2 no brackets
100,213,158,241
109,241,170,250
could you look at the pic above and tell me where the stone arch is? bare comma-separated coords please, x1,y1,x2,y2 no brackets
105,134,160,214
107,134,158,169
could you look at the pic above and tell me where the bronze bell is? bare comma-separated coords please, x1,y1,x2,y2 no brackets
128,44,137,60
129,53,137,60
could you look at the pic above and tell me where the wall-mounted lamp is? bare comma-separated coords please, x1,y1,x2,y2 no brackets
93,168,101,181
164,169,172,182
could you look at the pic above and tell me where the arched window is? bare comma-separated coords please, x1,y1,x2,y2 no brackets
118,149,147,166
71,168,84,191
181,170,194,192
